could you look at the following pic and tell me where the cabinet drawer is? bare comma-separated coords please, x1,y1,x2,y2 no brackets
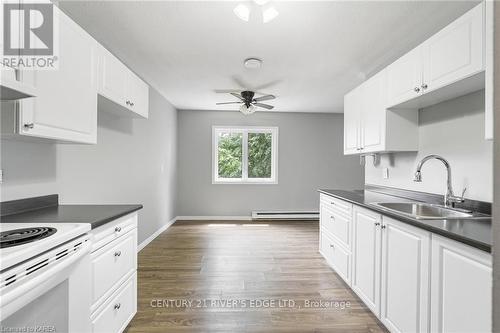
320,204,351,249
320,232,351,285
92,273,137,333
320,194,352,217
91,229,137,307
90,213,138,252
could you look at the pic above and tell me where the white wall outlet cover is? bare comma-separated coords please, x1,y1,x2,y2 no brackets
382,168,389,179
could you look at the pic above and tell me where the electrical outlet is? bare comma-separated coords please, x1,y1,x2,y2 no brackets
382,168,389,179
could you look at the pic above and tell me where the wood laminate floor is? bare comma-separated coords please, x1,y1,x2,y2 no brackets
125,220,387,333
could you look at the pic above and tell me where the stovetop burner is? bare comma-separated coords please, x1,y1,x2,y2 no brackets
0,227,57,248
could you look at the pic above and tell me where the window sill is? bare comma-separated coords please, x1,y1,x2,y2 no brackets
212,179,278,185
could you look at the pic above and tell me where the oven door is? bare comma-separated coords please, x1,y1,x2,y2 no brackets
1,235,92,333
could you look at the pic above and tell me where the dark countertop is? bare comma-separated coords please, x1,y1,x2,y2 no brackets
319,189,491,253
1,204,143,229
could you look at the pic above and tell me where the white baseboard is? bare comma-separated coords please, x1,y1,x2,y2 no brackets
138,216,177,252
176,216,252,221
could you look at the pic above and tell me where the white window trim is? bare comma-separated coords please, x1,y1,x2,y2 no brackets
212,126,278,185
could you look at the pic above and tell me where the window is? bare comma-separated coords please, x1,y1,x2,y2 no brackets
213,126,278,184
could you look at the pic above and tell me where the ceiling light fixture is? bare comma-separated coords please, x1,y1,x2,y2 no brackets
263,6,279,23
244,58,263,69
240,104,256,115
233,4,250,22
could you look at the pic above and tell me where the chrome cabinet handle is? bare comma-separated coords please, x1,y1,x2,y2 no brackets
114,303,121,310
421,83,428,90
329,244,334,248
130,102,135,106
414,87,420,93
23,123,34,129
374,222,381,226
115,226,122,232
114,251,122,257
126,100,131,105
381,225,386,229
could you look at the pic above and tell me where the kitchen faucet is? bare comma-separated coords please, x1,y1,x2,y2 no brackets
413,154,465,207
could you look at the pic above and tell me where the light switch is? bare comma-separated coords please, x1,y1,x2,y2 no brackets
382,168,389,179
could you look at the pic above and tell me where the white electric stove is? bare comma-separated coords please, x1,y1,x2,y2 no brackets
0,223,91,271
0,222,92,332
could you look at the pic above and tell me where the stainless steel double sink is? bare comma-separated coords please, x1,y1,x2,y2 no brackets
370,202,488,220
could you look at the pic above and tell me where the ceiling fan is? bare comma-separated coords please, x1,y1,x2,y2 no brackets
216,91,275,115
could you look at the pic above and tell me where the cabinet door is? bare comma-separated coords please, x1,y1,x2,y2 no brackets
351,206,381,316
19,8,97,143
343,87,361,155
484,0,494,140
380,217,430,333
422,3,484,94
98,47,128,107
320,231,351,285
386,46,423,107
430,235,491,333
125,71,149,118
361,69,386,152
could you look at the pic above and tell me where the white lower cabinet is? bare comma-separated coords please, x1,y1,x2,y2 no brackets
89,213,138,333
319,195,353,285
351,206,382,316
430,235,492,333
380,217,430,333
318,195,492,333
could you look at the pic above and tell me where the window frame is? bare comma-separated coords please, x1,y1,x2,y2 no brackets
212,126,278,185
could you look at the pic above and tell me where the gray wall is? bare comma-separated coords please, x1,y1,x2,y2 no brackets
177,110,364,216
1,88,178,244
365,90,493,202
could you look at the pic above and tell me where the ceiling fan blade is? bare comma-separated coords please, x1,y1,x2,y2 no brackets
254,103,274,110
253,94,275,102
253,79,282,91
230,92,245,101
214,89,241,94
216,102,242,105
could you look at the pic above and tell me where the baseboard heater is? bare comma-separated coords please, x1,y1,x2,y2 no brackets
251,211,319,220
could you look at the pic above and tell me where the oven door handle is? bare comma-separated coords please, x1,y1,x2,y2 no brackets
0,239,91,321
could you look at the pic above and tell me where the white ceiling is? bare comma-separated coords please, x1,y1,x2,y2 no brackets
59,1,479,113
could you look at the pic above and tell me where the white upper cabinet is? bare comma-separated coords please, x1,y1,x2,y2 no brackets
15,7,98,144
360,70,386,152
343,69,418,155
430,235,491,333
422,3,484,94
485,0,494,140
126,71,149,118
0,2,36,100
98,46,128,106
97,47,149,119
343,86,361,154
387,46,423,107
386,2,485,109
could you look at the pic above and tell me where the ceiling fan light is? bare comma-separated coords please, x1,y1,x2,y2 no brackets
240,104,256,115
263,6,279,23
234,4,250,22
